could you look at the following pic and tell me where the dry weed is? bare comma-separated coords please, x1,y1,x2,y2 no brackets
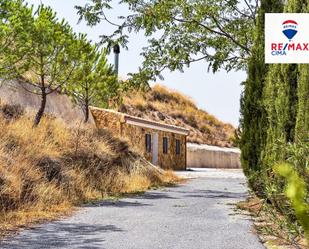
120,84,235,147
0,103,180,238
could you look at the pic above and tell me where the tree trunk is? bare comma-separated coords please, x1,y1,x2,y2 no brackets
34,88,47,126
84,101,89,123
84,86,89,123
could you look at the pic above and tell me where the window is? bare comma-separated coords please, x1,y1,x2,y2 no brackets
176,139,181,155
163,137,168,154
145,134,152,152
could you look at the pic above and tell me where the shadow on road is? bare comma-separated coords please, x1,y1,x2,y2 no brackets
84,200,151,208
133,192,178,200
1,222,123,249
185,189,247,199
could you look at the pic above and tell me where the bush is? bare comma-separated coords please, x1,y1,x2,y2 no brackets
274,163,309,243
200,125,211,134
0,103,24,120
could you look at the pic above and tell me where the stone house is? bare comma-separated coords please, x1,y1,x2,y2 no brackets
90,107,190,170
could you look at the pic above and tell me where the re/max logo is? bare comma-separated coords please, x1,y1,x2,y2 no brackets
271,43,309,56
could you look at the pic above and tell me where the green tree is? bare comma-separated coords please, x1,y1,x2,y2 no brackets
76,0,258,81
274,163,309,242
67,35,118,122
295,65,309,141
0,0,33,79
13,5,78,126
256,0,309,209
239,0,283,191
262,0,306,169
295,0,309,141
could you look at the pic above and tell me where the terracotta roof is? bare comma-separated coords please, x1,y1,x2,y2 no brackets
90,107,190,136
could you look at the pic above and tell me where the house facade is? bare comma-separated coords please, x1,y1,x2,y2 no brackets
90,107,189,170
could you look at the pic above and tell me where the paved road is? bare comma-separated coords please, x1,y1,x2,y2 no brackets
1,169,264,249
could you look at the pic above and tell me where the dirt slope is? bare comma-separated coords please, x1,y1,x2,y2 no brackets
0,102,178,238
118,85,235,147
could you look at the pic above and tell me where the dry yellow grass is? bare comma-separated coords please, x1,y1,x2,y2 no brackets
119,84,236,147
0,103,180,238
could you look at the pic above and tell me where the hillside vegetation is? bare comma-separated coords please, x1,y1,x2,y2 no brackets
118,85,235,147
0,102,178,238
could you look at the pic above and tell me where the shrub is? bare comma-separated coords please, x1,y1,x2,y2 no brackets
200,125,211,134
274,163,309,242
0,103,24,120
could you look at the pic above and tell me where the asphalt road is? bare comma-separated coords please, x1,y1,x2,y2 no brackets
1,169,264,249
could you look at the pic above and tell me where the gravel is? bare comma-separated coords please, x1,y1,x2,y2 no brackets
1,169,264,249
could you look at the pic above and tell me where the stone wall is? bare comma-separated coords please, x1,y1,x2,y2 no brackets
90,107,187,170
90,108,123,134
121,124,187,170
187,143,241,169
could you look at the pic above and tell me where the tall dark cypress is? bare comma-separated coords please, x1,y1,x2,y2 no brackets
240,0,283,191
262,0,307,166
295,1,309,141
296,65,309,140
278,0,306,143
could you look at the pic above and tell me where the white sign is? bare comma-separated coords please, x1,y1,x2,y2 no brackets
265,13,309,64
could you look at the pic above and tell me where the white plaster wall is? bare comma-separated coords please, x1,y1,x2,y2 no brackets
187,143,241,169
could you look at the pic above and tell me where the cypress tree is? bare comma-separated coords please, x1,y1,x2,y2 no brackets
295,1,309,141
259,0,309,211
262,0,307,166
262,63,298,166
296,65,309,140
240,0,283,192
277,0,306,143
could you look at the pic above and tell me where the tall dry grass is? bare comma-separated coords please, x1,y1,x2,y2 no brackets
0,103,179,237
120,84,235,147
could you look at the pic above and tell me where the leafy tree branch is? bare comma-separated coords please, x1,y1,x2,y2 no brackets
76,0,258,82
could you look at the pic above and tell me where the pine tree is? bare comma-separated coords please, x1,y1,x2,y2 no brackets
67,36,118,123
0,0,33,79
16,6,78,126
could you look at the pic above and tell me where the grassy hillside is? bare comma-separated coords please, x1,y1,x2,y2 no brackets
118,85,235,147
0,102,178,238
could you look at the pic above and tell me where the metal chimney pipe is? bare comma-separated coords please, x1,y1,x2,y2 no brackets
113,44,120,77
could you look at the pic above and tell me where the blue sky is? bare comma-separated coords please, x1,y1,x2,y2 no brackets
26,0,246,127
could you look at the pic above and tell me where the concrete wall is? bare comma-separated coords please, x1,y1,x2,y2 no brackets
0,80,93,124
187,143,241,169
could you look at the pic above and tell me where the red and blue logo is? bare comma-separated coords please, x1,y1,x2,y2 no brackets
271,19,309,56
282,20,298,41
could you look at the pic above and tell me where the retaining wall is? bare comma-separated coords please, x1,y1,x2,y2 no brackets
187,143,241,169
0,80,92,124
